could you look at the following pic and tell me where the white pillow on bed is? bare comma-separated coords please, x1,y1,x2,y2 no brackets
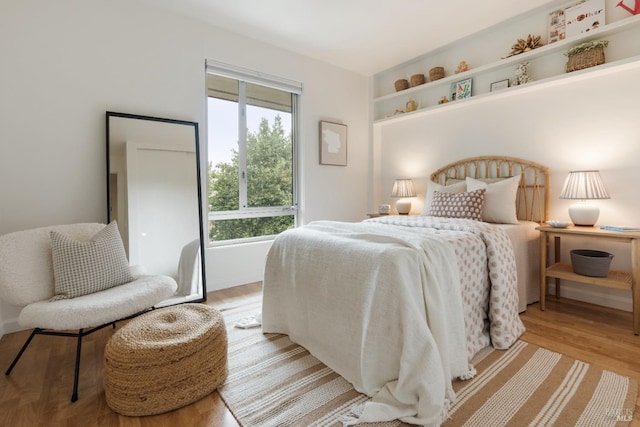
466,175,521,224
421,181,467,215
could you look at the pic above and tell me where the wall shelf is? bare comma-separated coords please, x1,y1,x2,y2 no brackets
372,12,640,125
373,53,640,126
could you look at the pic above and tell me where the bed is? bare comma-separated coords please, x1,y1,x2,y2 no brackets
261,156,549,426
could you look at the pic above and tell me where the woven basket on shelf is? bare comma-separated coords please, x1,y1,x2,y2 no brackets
394,79,409,91
566,47,605,73
429,67,445,81
410,73,426,87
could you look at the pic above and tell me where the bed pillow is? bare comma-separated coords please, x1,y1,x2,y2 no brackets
421,181,467,215
428,188,486,221
50,221,134,300
466,175,521,224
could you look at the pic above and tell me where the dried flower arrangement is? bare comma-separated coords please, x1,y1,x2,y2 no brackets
505,34,544,58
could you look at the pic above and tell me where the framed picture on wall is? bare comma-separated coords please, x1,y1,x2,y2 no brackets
319,121,347,166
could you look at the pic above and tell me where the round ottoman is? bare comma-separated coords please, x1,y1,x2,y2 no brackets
104,303,227,416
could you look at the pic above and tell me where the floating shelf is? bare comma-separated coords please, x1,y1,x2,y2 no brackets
372,13,640,125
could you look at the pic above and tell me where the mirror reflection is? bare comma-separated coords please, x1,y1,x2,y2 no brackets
106,111,206,305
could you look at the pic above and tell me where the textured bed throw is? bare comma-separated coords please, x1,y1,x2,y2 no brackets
262,219,524,425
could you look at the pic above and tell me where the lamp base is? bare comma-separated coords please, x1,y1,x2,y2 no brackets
396,199,412,215
568,203,600,226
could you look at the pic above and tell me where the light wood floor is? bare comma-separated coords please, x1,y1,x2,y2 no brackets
1,283,640,426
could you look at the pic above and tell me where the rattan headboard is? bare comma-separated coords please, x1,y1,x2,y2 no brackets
430,156,549,223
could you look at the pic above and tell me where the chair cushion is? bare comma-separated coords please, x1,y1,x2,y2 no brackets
18,275,178,330
50,221,134,300
0,223,105,307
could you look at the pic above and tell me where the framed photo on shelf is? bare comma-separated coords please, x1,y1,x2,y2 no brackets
490,79,510,92
319,120,347,166
547,7,567,44
451,78,472,100
565,0,605,38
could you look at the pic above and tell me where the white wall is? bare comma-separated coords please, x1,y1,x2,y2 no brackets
373,60,640,311
0,0,369,334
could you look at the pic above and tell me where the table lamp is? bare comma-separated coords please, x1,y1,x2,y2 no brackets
560,170,609,226
391,178,416,215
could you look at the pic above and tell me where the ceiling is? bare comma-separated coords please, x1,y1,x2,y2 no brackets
137,0,560,76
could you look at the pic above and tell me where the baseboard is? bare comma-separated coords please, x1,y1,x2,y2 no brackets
547,281,632,312
1,317,24,335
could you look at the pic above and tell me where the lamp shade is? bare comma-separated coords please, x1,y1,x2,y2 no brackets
560,170,609,226
559,170,610,200
391,179,416,198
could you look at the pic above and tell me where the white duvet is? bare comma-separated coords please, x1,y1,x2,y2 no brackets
261,217,525,426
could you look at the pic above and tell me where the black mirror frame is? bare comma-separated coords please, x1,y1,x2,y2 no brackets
105,111,207,303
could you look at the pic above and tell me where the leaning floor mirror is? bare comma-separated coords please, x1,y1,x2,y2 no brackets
106,111,206,305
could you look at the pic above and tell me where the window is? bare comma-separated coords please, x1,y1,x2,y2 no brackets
205,61,300,245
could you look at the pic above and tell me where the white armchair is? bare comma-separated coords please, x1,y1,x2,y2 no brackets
0,222,177,401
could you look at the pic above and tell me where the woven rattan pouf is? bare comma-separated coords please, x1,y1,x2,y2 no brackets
103,303,227,416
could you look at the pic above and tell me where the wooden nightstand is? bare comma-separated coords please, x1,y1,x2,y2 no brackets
537,225,640,334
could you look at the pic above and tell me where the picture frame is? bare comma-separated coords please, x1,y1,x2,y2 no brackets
319,120,347,166
547,7,567,44
490,79,510,92
451,78,472,100
565,0,605,38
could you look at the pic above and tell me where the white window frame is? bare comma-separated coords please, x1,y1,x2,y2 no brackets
205,60,302,246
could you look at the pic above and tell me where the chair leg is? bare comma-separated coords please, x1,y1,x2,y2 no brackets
71,329,83,402
5,328,40,375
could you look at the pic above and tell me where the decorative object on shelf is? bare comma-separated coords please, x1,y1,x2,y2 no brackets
565,0,605,38
546,220,572,228
617,0,640,15
570,249,613,277
548,7,568,44
512,62,532,86
319,120,347,166
394,79,409,92
438,96,449,104
504,34,544,58
451,78,472,100
565,39,608,72
391,178,416,215
560,170,610,226
378,204,391,215
455,61,469,74
410,74,426,87
405,99,417,112
490,79,510,92
429,67,445,81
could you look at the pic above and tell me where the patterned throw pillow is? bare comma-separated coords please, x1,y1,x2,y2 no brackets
428,188,486,221
50,221,134,300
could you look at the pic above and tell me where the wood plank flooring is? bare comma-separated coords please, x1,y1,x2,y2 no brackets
1,283,639,426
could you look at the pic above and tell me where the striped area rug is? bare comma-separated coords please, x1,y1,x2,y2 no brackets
216,297,637,426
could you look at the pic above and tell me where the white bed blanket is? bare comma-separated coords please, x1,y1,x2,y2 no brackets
262,218,525,425
369,216,526,349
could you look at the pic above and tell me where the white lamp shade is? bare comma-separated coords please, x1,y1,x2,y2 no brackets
560,170,609,200
391,179,416,198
